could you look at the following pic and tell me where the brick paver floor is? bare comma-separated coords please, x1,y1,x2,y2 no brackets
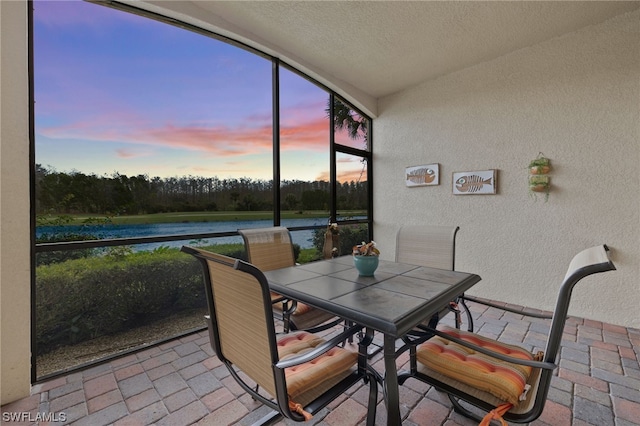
3,299,639,425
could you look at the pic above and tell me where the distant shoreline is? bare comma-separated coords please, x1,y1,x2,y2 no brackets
37,210,366,226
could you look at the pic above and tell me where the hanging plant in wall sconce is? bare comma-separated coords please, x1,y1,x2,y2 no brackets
528,153,551,201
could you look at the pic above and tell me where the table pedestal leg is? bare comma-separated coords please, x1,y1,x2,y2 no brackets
383,333,401,425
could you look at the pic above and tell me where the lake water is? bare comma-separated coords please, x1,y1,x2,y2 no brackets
36,217,334,251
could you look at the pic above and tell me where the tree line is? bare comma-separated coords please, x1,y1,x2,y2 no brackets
35,164,368,215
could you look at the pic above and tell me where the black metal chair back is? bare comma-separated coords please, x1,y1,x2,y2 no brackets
398,244,616,424
182,246,378,425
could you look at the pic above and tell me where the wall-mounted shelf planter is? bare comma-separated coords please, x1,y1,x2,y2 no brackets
529,156,551,175
528,154,551,201
529,175,550,192
529,174,550,201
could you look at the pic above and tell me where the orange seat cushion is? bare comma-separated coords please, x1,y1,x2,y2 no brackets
277,331,326,358
271,292,313,315
291,302,313,316
277,331,357,400
417,325,534,405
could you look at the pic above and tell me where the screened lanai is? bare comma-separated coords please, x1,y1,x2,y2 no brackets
2,2,639,423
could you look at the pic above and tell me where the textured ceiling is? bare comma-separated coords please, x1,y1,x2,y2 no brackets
136,1,640,115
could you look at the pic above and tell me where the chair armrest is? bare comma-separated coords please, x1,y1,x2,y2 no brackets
282,299,297,316
270,296,298,317
271,294,289,304
462,296,553,320
427,327,557,370
275,325,364,369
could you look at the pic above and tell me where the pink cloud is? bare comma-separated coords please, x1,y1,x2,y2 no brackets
338,169,367,184
314,169,366,184
337,156,358,163
115,148,152,159
40,114,331,157
316,155,367,183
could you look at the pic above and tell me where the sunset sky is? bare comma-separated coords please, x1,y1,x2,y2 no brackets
34,0,365,183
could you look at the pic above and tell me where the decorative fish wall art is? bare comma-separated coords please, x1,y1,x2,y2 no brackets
452,170,497,195
405,163,439,187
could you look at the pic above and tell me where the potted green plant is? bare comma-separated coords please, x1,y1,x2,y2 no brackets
529,175,550,201
352,241,380,276
529,155,551,175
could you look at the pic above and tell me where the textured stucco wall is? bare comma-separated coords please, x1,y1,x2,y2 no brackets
374,10,639,328
1,1,32,404
0,1,638,407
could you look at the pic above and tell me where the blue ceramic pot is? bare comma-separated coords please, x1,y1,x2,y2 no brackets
353,255,379,276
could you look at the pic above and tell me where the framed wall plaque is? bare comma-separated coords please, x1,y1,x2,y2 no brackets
405,164,439,187
452,169,496,195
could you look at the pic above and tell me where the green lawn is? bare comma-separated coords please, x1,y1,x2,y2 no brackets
48,210,366,226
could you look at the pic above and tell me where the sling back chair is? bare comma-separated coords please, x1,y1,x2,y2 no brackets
181,246,379,426
396,225,472,331
397,244,616,425
239,227,342,333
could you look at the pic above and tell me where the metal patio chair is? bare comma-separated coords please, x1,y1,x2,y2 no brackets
397,244,616,424
396,225,473,331
181,246,378,426
239,226,342,333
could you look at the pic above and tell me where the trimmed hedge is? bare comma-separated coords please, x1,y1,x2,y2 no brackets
36,249,208,354
34,243,303,355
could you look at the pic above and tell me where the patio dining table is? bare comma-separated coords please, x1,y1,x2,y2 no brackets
263,255,482,425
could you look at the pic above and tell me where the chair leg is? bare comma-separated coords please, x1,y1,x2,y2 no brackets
280,300,293,333
459,297,474,332
344,320,354,345
353,326,383,358
365,368,379,426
